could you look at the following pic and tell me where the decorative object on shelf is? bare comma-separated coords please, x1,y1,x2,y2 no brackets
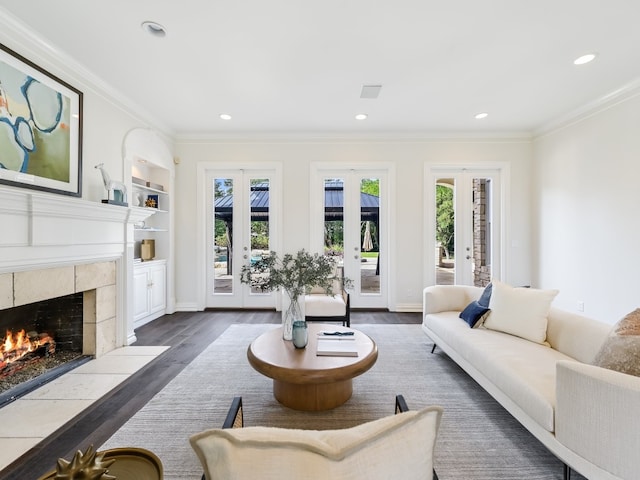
132,176,146,186
146,181,164,191
145,194,159,208
0,43,83,197
292,320,308,348
141,239,155,261
135,192,143,206
95,163,128,206
240,249,338,341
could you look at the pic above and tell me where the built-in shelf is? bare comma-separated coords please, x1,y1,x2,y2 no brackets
131,162,171,263
134,227,168,232
132,184,169,195
131,206,168,214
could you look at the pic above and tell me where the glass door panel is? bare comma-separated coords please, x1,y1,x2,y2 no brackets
247,178,271,295
213,177,233,294
435,178,455,285
360,177,380,295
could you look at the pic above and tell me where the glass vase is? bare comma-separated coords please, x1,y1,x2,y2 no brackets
282,290,304,341
292,320,308,348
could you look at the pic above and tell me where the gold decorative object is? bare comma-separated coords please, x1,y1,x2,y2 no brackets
46,445,116,479
141,239,156,261
40,446,164,480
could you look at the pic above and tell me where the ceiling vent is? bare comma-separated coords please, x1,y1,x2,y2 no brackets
360,85,382,99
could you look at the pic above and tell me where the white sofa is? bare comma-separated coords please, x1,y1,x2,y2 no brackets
422,284,640,480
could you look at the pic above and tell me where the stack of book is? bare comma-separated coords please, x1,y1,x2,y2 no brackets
316,332,358,357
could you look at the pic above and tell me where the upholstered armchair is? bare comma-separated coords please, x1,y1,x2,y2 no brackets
192,396,441,480
304,266,351,327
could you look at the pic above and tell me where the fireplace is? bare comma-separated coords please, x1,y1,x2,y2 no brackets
0,293,88,399
0,261,119,406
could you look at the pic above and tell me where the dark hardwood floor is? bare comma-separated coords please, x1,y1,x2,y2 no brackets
0,309,421,479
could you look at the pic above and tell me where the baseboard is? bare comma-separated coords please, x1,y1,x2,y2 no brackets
174,302,200,312
393,303,422,312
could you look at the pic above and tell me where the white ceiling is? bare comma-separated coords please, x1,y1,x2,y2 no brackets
2,1,640,137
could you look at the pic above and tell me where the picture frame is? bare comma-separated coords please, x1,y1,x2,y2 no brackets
0,43,83,197
145,194,159,209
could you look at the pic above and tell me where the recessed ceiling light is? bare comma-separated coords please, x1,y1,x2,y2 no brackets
220,114,232,120
574,53,596,65
355,113,368,120
474,112,488,120
141,21,167,38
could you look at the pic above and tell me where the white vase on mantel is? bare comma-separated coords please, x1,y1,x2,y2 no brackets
282,290,305,341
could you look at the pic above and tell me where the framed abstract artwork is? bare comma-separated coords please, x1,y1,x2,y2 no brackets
0,43,83,197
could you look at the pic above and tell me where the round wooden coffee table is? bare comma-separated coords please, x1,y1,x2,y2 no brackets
247,324,378,411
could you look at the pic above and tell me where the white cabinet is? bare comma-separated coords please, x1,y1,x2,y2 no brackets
133,260,167,327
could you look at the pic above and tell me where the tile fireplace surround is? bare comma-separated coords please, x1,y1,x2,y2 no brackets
0,261,118,357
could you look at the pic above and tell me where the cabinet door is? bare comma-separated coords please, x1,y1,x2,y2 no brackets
133,267,150,321
148,264,167,314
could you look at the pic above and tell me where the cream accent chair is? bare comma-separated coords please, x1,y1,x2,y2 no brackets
304,266,351,327
191,396,441,480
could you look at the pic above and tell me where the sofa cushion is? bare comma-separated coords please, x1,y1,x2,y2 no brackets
459,301,489,328
483,280,558,345
546,308,611,363
304,294,347,317
478,283,493,308
190,406,442,480
424,312,570,432
305,293,346,316
593,308,640,377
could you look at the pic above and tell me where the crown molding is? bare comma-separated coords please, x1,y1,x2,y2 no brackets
534,77,640,138
174,130,532,144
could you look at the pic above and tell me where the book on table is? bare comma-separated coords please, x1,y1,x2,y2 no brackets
316,338,359,357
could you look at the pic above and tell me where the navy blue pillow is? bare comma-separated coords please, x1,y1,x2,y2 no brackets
460,301,490,328
478,283,493,308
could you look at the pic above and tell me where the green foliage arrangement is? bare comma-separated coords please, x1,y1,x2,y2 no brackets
240,249,340,298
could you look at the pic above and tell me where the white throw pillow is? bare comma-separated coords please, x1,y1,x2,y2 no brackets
483,280,558,344
190,406,442,480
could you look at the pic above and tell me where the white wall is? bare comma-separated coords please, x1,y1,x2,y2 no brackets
174,137,532,311
532,92,640,324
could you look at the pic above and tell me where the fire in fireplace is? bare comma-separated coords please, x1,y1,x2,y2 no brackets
0,292,89,406
1,329,57,377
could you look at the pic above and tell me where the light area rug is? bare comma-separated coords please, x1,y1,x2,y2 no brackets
101,324,579,479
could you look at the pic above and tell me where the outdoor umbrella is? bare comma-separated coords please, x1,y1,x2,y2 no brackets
362,221,374,252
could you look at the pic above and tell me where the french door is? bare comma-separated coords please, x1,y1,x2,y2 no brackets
205,168,279,308
429,168,501,287
311,166,389,309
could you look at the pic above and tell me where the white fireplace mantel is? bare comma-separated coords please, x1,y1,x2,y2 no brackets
0,188,133,270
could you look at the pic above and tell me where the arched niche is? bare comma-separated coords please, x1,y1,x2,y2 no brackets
122,128,174,171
